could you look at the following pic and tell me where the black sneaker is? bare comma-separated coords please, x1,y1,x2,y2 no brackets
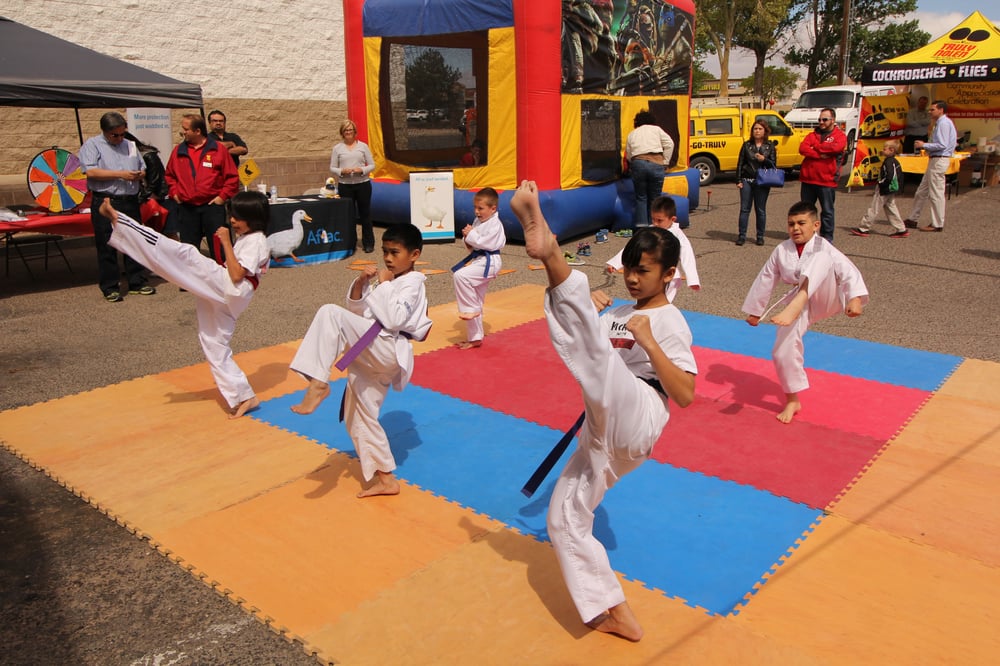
104,291,122,303
849,228,870,237
903,219,918,229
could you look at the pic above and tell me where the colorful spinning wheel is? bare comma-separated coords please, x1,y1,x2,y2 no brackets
27,148,88,213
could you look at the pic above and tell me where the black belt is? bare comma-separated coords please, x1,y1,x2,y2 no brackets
93,193,139,202
642,376,667,397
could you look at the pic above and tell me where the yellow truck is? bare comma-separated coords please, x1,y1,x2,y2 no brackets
688,107,808,186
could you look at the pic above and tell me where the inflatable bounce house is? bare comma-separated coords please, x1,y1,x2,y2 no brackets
342,0,699,241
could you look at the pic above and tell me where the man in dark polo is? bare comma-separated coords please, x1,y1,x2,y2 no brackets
165,114,239,262
208,109,249,167
78,111,154,302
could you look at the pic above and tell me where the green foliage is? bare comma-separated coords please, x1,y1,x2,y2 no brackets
692,60,715,93
740,66,799,104
405,49,463,112
783,0,926,86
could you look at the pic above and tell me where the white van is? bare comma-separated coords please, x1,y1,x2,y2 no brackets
784,84,896,152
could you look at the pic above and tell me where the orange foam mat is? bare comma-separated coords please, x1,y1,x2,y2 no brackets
732,514,1000,664
0,376,330,537
156,341,303,403
310,526,819,665
832,360,1000,565
420,283,545,352
156,458,501,641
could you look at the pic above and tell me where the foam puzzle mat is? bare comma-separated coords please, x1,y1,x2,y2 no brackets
2,284,998,664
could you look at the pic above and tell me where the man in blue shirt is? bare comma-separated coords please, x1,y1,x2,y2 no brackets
905,100,957,233
79,112,155,302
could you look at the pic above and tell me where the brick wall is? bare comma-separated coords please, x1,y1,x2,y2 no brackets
1,0,349,204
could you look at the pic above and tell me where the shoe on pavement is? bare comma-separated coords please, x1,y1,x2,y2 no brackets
888,230,909,238
128,285,157,296
735,237,745,246
755,237,765,246
918,225,943,232
849,227,870,237
903,219,918,229
563,251,584,266
104,291,122,303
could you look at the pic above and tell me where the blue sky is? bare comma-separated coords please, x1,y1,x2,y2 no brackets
706,2,1000,78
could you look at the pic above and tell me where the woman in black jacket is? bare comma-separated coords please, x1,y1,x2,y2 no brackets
735,120,777,246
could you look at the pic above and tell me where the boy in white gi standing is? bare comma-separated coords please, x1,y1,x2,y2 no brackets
289,224,432,498
743,201,868,423
510,180,696,642
605,195,700,303
451,187,506,349
100,192,270,419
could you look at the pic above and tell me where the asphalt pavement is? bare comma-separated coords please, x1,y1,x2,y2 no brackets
2,177,998,664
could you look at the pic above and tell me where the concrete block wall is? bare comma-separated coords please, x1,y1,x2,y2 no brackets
1,0,349,195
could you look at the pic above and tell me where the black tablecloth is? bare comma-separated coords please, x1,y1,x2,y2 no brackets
267,196,356,266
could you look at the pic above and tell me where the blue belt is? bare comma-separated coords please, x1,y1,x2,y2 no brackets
451,249,500,278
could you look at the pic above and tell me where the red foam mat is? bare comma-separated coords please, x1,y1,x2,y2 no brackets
412,318,926,508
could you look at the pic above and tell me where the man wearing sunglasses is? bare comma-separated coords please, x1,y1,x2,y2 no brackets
799,108,847,243
79,112,153,302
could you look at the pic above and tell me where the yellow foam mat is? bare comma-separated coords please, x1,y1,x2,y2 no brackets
732,514,1000,664
2,288,998,664
832,360,1000,566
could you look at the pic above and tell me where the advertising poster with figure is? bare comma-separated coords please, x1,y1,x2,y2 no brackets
851,93,910,186
410,171,456,241
561,0,694,96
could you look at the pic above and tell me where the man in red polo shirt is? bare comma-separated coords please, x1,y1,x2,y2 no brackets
165,114,239,261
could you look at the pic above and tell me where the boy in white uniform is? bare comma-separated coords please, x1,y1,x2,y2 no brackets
743,201,868,423
510,180,696,642
605,195,700,303
100,192,270,419
289,224,432,498
451,187,506,349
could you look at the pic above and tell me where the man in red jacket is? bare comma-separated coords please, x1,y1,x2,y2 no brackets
798,108,847,242
165,114,239,261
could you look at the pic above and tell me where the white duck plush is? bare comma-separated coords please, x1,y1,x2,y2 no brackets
267,209,312,263
320,177,339,198
422,186,447,228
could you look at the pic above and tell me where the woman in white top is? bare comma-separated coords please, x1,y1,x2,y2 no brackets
624,110,675,229
330,119,377,253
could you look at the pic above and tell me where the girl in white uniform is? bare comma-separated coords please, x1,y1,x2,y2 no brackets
743,201,868,423
509,181,697,642
101,192,270,419
451,187,506,349
289,223,432,498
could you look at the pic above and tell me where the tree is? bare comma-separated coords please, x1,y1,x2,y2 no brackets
784,0,928,87
405,48,463,112
740,66,799,106
696,0,746,94
732,0,794,99
692,60,715,95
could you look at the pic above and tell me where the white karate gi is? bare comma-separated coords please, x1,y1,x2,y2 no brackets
606,225,700,303
741,236,868,393
290,271,432,481
108,211,268,408
452,211,506,342
545,270,697,623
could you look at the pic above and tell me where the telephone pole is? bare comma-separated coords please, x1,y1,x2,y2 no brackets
838,0,853,83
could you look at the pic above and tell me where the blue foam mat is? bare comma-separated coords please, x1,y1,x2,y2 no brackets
672,309,960,392
254,383,821,615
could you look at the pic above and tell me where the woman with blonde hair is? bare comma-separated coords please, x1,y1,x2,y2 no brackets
331,119,377,253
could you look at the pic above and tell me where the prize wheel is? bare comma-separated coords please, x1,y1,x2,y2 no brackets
27,148,87,212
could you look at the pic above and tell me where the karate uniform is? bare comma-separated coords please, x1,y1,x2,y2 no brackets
606,225,700,303
452,211,506,342
107,211,268,408
545,270,697,623
290,271,432,481
742,236,868,393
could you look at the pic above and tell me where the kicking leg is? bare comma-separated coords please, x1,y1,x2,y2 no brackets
510,180,569,288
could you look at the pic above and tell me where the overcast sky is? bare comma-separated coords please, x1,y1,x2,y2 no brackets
702,2,1000,79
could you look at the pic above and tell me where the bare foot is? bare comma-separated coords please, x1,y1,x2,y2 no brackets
357,471,400,498
771,283,808,326
776,394,801,424
510,180,558,260
229,396,260,419
99,198,118,222
457,311,481,320
586,601,643,642
291,379,330,414
456,340,482,350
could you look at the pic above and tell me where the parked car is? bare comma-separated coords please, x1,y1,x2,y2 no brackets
688,106,809,186
406,109,429,121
